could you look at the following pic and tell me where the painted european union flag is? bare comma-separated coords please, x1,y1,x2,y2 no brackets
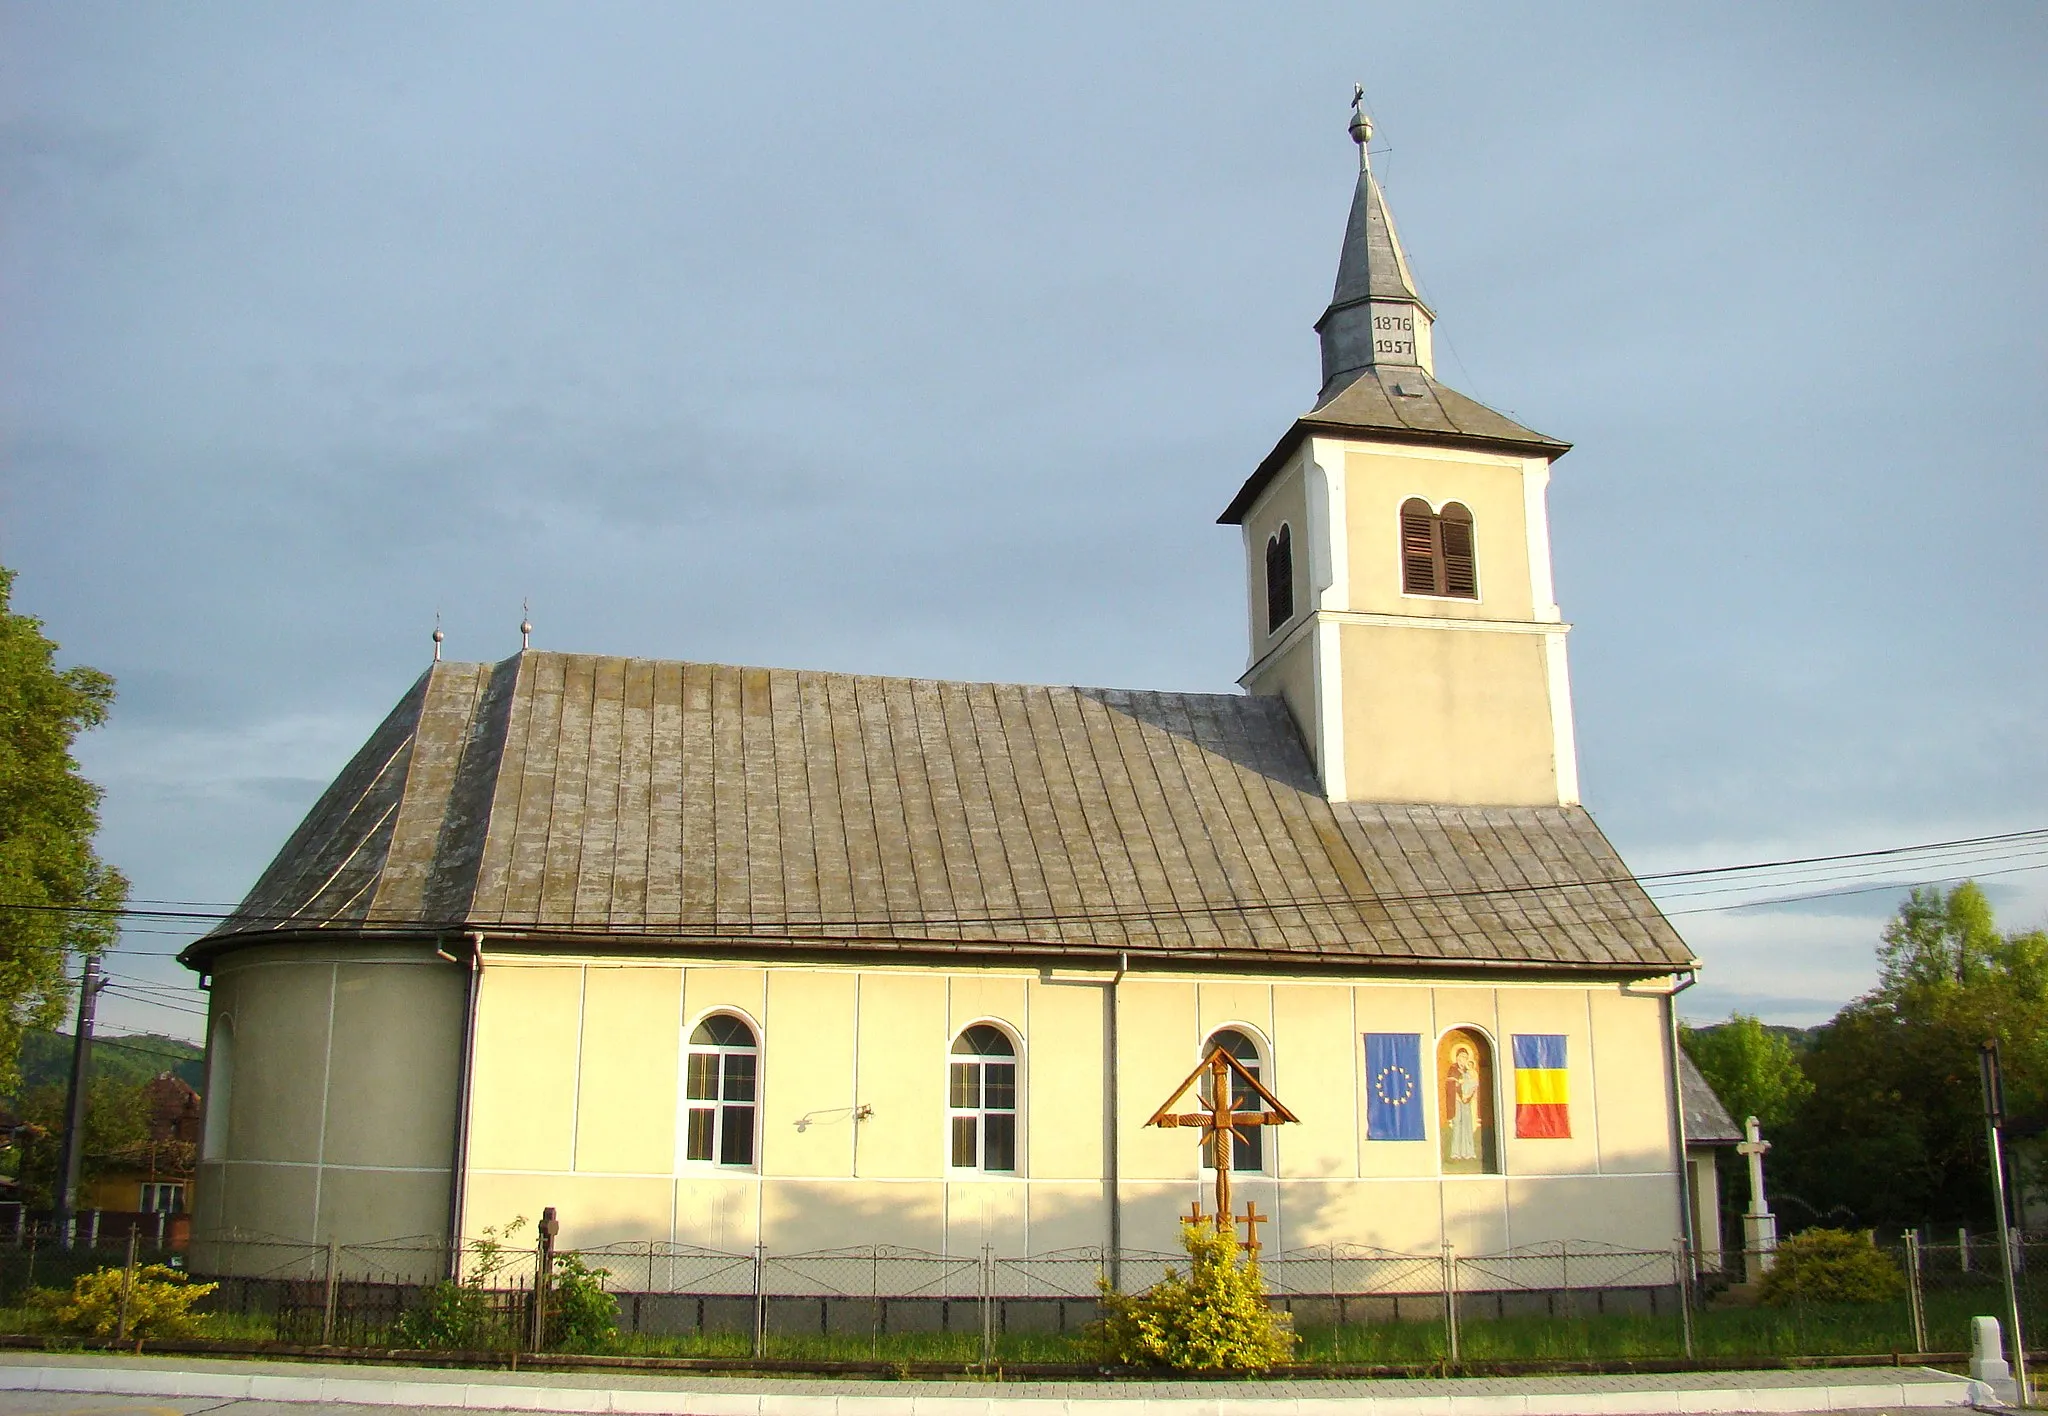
1365,1033,1426,1140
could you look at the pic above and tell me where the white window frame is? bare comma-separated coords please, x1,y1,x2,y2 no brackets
139,1182,185,1213
947,1021,1021,1176
681,1011,760,1171
1200,1025,1272,1176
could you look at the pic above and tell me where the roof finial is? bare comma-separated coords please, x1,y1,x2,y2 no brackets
520,599,532,651
432,611,444,663
1349,84,1372,166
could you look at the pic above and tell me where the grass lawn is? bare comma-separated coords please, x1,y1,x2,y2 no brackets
0,1285,2030,1367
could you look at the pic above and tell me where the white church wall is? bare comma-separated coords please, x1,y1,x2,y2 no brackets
447,955,1686,1267
191,945,463,1278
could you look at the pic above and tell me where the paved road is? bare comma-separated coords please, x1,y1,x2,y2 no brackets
0,1401,1905,1416
0,1401,457,1415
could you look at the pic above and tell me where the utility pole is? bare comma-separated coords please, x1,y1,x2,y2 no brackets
53,956,105,1234
1979,1040,2029,1407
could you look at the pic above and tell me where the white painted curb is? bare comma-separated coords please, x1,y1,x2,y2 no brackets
0,1364,1993,1416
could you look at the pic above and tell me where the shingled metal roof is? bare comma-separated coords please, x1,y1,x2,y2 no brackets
184,652,1694,975
1219,368,1571,525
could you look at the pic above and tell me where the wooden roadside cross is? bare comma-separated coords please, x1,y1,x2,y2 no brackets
1147,1049,1298,1249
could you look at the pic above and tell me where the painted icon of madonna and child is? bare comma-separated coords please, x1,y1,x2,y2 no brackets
1436,1027,1498,1174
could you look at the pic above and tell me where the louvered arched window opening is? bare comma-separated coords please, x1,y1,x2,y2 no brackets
1400,499,1478,599
684,1013,758,1167
1265,525,1294,633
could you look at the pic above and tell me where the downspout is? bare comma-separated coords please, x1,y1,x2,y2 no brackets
1663,970,1698,1264
1106,950,1129,1292
439,931,485,1280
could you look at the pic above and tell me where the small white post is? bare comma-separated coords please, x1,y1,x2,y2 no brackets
1970,1315,2018,1407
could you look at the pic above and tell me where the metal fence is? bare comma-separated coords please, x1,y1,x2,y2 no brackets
3,1221,2041,1367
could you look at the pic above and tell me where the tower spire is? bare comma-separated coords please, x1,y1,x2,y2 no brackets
1314,89,1434,398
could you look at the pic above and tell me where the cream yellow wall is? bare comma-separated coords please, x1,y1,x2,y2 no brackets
451,957,1685,1270
191,945,464,1276
1341,447,1540,620
1236,434,1576,807
1338,622,1559,805
1240,455,1310,653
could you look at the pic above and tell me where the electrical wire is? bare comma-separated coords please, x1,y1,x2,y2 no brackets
7,825,2040,948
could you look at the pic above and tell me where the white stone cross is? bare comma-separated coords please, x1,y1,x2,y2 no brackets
1736,1114,1772,1216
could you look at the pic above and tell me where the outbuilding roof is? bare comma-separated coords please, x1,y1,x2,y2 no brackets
185,652,1694,975
1679,1050,1744,1146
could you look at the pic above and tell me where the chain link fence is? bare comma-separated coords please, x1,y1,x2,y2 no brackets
3,1220,2041,1367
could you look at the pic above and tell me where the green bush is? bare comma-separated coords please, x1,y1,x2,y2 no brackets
33,1264,217,1343
395,1216,525,1350
393,1277,507,1350
1086,1220,1295,1371
548,1253,617,1352
1757,1228,1905,1306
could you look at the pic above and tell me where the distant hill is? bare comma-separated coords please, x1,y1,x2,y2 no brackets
1685,1019,1824,1051
11,1029,205,1102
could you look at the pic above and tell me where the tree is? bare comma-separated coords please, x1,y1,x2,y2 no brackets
9,1074,152,1207
1877,882,2008,992
1775,882,2047,1229
1681,1013,1813,1132
0,565,128,1090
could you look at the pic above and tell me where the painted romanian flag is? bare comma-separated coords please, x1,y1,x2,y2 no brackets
1512,1034,1570,1138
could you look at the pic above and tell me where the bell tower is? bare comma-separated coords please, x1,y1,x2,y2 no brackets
1220,95,1581,809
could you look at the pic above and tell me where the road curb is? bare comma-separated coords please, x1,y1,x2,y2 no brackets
0,1358,1995,1415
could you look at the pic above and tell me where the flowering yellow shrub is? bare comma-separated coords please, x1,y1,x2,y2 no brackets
38,1264,218,1342
1087,1221,1295,1371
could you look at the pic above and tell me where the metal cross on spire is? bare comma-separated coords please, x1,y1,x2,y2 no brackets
1349,84,1372,164
1147,1049,1299,1241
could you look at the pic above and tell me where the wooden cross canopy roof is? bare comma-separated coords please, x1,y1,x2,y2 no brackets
183,652,1695,976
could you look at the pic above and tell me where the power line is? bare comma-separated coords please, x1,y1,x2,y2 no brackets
8,825,2040,947
6,825,2043,928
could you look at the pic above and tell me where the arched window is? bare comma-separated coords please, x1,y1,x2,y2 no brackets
1202,1029,1266,1173
685,1013,758,1167
1400,499,1478,598
948,1024,1017,1172
1265,525,1294,632
201,1017,233,1162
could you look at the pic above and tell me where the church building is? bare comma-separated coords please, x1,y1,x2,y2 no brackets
181,104,1700,1282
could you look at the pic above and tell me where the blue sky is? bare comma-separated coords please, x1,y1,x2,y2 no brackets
3,3,2043,1043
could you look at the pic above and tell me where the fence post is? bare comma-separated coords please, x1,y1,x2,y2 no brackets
1904,1229,1927,1354
10,1206,20,1247
529,1207,558,1354
1442,1243,1459,1368
321,1238,340,1345
980,1243,995,1366
154,1210,166,1249
751,1242,766,1358
1674,1240,1694,1359
1328,1245,1339,1328
88,1210,100,1250
1560,1241,1573,1320
1959,1226,1970,1272
114,1226,138,1345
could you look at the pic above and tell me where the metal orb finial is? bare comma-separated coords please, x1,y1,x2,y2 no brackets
520,599,532,651
1349,84,1372,149
432,613,444,663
